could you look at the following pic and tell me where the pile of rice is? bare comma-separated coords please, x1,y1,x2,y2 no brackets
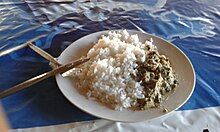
66,30,177,111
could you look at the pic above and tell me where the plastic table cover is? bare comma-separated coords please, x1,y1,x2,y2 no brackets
0,0,220,129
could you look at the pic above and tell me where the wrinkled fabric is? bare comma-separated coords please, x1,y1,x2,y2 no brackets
0,0,220,128
10,106,220,132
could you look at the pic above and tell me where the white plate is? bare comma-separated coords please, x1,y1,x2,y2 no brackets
55,30,196,122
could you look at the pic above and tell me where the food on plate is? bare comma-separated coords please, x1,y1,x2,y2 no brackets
66,30,178,111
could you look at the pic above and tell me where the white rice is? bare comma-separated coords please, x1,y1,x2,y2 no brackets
69,30,155,110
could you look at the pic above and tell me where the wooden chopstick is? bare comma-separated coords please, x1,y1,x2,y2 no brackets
28,43,61,67
0,57,89,99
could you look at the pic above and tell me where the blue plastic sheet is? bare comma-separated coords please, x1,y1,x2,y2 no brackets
0,0,220,128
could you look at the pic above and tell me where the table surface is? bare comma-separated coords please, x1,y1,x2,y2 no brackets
0,0,220,129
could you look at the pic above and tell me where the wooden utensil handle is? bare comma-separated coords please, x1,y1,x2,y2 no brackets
28,43,61,66
0,58,89,99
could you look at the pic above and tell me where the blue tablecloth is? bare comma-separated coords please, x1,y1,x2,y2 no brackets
0,0,220,129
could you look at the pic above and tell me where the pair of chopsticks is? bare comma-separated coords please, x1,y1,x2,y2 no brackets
0,43,89,99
